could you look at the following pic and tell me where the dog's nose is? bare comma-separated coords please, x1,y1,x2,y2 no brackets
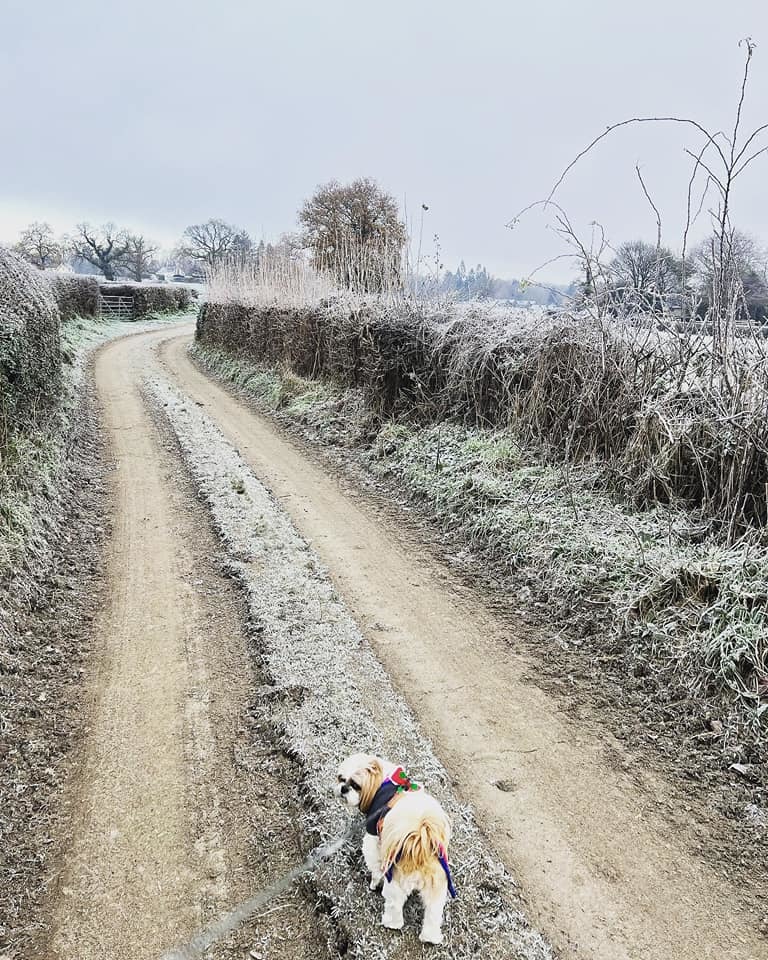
341,784,349,795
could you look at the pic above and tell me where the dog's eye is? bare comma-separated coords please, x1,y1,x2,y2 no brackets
349,780,361,792
337,775,345,783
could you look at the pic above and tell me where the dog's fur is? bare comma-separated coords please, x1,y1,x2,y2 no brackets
335,753,451,944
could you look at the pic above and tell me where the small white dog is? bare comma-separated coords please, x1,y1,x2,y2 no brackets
335,753,455,945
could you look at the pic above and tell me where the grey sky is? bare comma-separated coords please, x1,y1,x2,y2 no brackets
1,0,767,281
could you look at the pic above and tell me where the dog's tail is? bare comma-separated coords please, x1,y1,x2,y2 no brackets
380,807,451,885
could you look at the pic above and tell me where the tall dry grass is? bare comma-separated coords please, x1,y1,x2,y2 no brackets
205,254,340,309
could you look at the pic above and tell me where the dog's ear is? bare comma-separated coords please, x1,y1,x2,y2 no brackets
358,756,384,812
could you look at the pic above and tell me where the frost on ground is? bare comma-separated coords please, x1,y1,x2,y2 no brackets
148,375,553,960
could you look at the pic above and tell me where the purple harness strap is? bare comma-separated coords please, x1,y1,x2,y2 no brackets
438,844,458,899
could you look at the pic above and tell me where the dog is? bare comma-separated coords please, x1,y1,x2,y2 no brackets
335,752,455,944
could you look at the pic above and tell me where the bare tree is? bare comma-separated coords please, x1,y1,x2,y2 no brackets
122,234,160,281
694,229,768,322
14,222,63,269
606,240,685,315
177,219,246,270
70,223,129,281
299,178,406,292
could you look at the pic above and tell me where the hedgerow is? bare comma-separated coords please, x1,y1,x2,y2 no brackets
197,298,768,540
47,275,100,322
0,249,61,438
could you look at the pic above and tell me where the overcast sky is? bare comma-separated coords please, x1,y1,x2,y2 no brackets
1,0,767,281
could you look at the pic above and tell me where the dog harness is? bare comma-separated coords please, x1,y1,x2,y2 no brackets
364,767,457,899
364,767,419,836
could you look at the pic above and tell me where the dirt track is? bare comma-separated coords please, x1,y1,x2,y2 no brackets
161,327,763,960
46,327,326,959
45,323,764,960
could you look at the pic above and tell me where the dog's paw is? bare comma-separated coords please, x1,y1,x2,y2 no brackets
419,927,444,945
382,913,405,931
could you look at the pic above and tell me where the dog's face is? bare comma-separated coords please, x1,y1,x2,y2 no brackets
335,753,384,811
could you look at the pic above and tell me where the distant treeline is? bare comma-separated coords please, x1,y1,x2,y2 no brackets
443,233,768,320
441,261,576,305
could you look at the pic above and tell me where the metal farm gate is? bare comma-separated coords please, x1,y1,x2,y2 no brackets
100,294,135,320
